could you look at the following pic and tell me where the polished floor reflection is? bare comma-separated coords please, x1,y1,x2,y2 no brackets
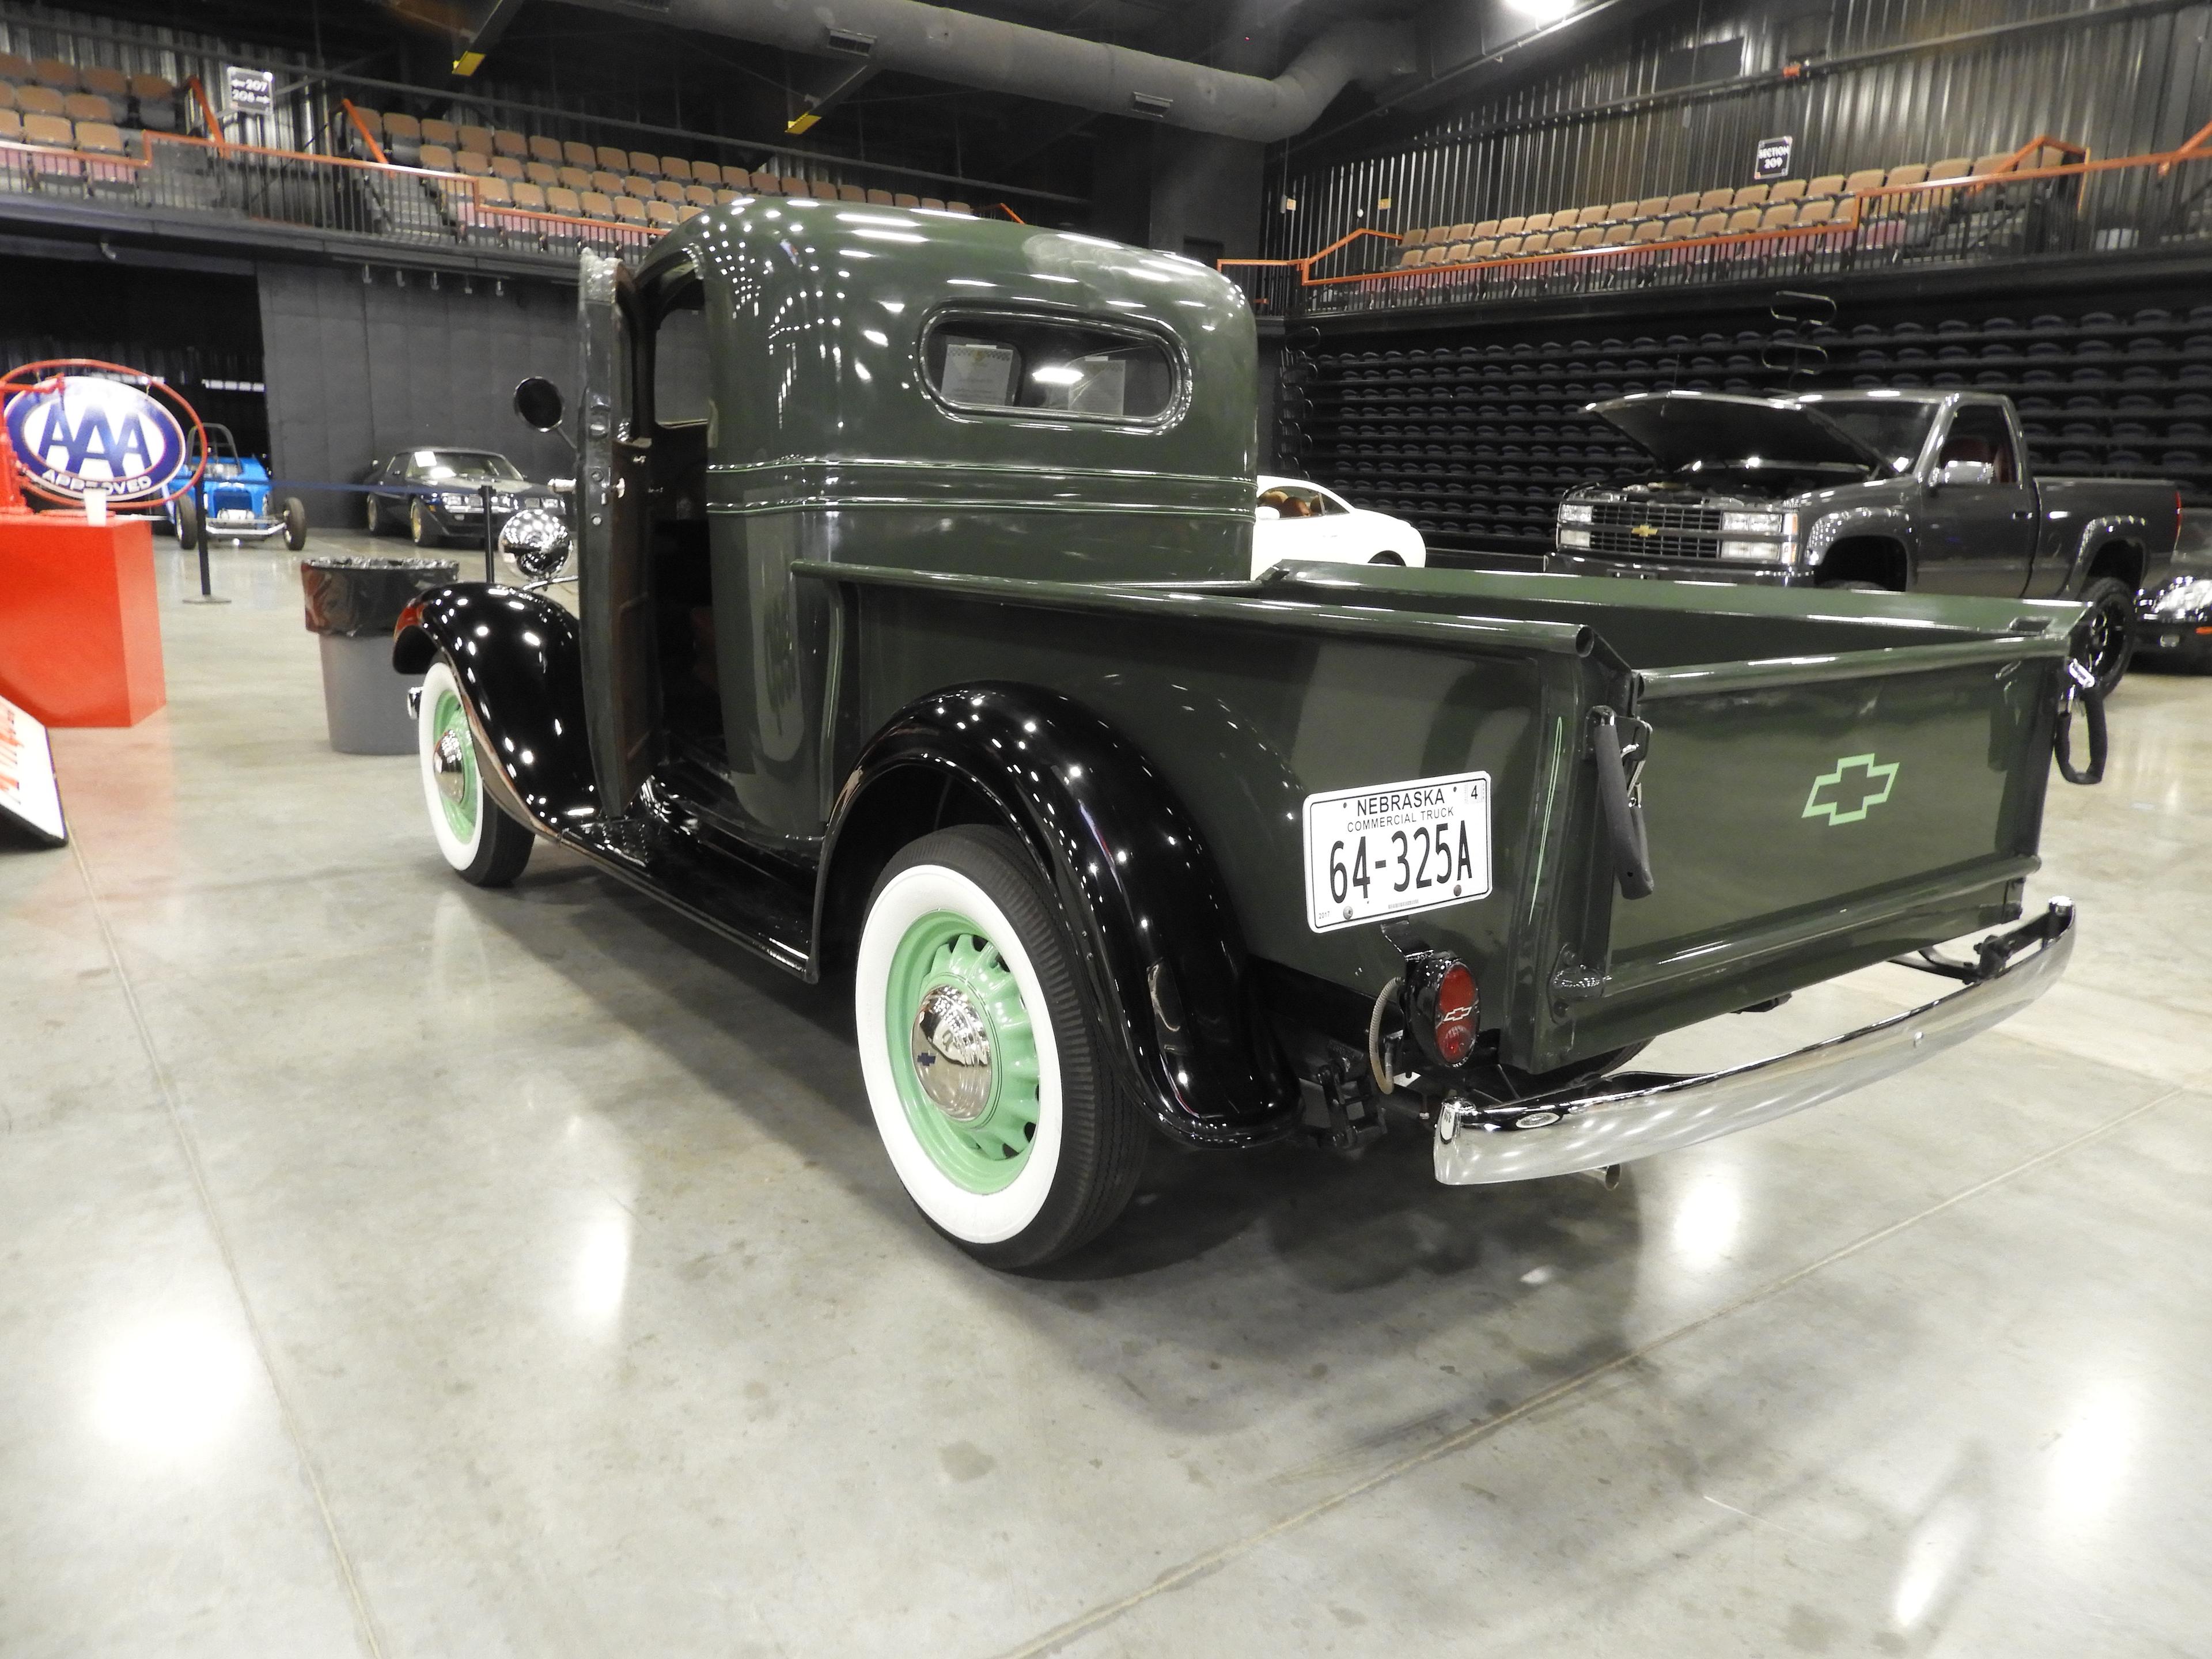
3,534,2208,1658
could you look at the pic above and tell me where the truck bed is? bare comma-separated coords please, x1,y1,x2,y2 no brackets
804,559,2081,1076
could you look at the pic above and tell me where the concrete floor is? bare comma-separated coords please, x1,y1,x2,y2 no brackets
5,529,2209,1659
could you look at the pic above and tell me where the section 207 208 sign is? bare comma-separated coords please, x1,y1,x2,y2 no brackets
3,374,188,503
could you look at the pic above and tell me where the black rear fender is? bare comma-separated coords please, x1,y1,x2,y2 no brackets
820,685,1298,1146
393,584,600,834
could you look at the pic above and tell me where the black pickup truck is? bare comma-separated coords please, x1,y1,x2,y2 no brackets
1550,389,2179,692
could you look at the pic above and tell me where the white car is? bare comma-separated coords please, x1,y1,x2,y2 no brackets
1251,476,1427,577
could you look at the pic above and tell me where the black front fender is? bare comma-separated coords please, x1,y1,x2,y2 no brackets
393,584,600,834
821,685,1298,1147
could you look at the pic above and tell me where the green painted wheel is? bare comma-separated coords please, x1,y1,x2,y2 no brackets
415,659,533,887
884,911,1042,1193
430,686,480,845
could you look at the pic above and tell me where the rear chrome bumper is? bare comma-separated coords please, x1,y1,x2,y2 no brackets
1434,900,2075,1185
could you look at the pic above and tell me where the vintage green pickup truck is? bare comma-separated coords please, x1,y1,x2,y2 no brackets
393,206,2090,1268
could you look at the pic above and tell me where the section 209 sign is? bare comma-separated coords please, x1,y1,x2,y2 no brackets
3,374,187,503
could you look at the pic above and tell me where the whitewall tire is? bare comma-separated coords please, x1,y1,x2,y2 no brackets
855,825,1146,1268
416,660,533,887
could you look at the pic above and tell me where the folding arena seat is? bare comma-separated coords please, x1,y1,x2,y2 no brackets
1725,207,1762,234
1634,196,1669,218
383,112,422,164
493,128,528,160
455,150,494,179
528,134,562,165
0,52,32,83
595,144,628,171
613,195,649,226
0,107,19,145
1577,204,1610,226
839,184,868,202
1573,226,1607,249
124,73,175,133
715,188,744,205
1971,151,2016,179
32,57,78,92
488,154,523,180
1604,202,1637,224
20,112,79,180
685,183,715,208
1797,198,1838,228
1729,184,1770,210
512,181,547,212
420,118,458,150
14,85,63,118
643,177,676,203
646,198,680,228
679,160,716,188
546,185,583,216
1769,179,1806,204
563,139,595,168
945,201,972,214
74,120,137,190
921,196,945,210
580,189,618,220
1524,211,1554,233
1497,215,1525,236
557,164,590,191
1395,241,1425,268
475,176,512,210
781,175,809,195
895,192,920,207
623,150,656,176
1760,203,1800,231
1448,221,1475,240
81,65,128,101
1696,187,1734,212
622,173,655,198
419,143,456,173
1691,212,1728,237
457,124,493,155
654,156,688,183
1927,157,1971,183
678,204,703,222
589,169,622,194
63,91,111,125
1665,192,1700,214
1631,218,1668,244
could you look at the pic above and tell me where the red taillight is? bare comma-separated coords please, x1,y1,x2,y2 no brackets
1432,961,1478,1065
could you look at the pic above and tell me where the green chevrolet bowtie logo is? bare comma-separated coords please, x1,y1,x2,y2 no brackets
1804,753,1900,825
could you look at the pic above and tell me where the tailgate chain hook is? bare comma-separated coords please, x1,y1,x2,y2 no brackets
1590,707,1657,900
2053,658,2107,786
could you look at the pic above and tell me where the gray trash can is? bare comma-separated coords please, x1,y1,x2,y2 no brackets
300,556,459,754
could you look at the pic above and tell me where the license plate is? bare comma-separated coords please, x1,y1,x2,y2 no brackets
1302,771,1492,933
2161,632,2181,648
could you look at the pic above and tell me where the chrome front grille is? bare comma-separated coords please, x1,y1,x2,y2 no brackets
1588,498,1723,559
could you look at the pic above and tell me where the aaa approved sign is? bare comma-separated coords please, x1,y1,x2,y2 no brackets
1302,771,1491,932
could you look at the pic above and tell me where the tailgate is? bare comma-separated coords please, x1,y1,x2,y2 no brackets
1577,636,2069,1051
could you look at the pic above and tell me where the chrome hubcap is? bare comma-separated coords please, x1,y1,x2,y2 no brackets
432,729,469,804
911,983,995,1122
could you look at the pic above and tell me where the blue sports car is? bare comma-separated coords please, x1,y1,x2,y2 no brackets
163,425,309,551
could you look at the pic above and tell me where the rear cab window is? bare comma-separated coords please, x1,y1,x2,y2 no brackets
922,312,1181,425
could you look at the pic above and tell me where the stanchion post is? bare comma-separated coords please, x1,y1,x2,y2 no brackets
182,468,230,606
482,483,495,581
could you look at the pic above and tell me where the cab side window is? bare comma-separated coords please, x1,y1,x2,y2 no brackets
652,287,710,431
923,314,1180,423
1938,407,2017,484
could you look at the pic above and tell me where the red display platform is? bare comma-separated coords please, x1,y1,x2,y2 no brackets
0,510,166,727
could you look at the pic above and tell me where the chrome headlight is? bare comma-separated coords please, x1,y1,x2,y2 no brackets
440,491,475,510
498,505,571,582
2151,575,2212,616
493,492,517,512
1558,501,1594,525
1721,510,1783,535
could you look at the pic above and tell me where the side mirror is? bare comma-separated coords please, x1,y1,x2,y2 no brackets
498,505,571,582
513,376,565,433
1254,505,1281,521
1935,459,1996,487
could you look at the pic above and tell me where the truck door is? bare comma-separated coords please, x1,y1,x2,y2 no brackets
575,249,657,813
1914,403,2037,596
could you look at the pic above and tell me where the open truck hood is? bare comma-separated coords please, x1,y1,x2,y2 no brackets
1592,392,1889,474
